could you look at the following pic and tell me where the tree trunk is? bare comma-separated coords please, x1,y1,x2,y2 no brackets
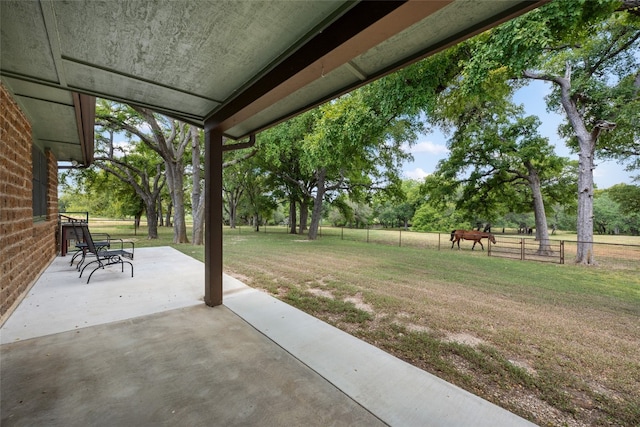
253,213,260,232
166,162,189,243
165,201,173,228
191,128,204,245
289,199,297,234
526,163,552,255
144,197,159,239
308,169,326,240
576,142,595,264
554,67,596,264
299,198,309,234
158,198,164,227
132,108,190,244
134,211,142,234
228,200,237,228
192,190,205,245
92,129,165,241
226,187,242,229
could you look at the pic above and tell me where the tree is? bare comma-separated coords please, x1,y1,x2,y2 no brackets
429,93,574,254
255,44,468,240
222,149,261,229
301,86,422,240
91,127,165,239
456,1,639,263
608,183,640,214
373,179,423,229
593,190,624,234
257,111,317,235
412,201,467,233
606,183,640,234
240,159,277,232
190,127,205,245
97,102,193,243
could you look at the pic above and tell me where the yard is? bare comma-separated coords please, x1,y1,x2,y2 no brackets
88,222,640,426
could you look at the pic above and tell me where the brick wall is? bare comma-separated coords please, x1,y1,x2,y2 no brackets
0,83,58,323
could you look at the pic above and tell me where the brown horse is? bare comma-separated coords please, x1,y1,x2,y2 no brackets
450,229,496,251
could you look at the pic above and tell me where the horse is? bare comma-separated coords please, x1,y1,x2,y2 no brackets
450,229,496,251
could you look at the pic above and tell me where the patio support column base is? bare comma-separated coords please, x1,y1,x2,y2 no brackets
204,127,223,306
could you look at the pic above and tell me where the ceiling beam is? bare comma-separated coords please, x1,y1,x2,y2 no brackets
72,92,96,166
204,0,416,132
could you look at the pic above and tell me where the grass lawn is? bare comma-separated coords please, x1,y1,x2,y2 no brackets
90,222,640,426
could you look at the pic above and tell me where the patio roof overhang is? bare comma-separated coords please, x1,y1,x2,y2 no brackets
0,0,546,305
1,0,545,161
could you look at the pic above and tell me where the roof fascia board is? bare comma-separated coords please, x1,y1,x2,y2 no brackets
204,0,409,132
72,92,95,166
209,0,547,139
214,0,454,136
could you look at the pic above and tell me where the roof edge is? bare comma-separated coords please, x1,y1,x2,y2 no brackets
72,93,96,167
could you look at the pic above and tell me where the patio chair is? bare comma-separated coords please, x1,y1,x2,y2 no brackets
69,223,111,271
78,225,134,284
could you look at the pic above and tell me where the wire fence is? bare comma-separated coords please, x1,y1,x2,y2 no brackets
252,225,639,271
84,220,640,272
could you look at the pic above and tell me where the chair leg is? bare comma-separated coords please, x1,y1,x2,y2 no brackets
84,257,133,284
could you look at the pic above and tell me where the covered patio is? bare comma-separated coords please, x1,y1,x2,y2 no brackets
2,1,545,425
1,247,535,426
1,0,545,307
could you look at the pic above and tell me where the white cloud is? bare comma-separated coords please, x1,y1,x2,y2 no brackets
403,168,429,180
404,140,449,155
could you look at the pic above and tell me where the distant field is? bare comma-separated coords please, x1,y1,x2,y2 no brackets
86,218,640,244
84,221,640,426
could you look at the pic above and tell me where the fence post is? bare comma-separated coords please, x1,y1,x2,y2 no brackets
560,240,564,264
438,233,441,250
520,238,525,261
399,229,402,247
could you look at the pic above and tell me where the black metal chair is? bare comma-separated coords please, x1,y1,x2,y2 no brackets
78,225,134,284
69,223,111,271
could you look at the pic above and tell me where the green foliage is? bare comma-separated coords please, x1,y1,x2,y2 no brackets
459,0,618,95
549,12,640,162
427,93,575,224
303,89,417,195
607,183,640,215
59,168,143,218
411,202,466,232
594,187,640,234
256,76,438,236
372,179,423,228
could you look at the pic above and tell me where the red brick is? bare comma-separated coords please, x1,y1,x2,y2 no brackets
1,83,58,320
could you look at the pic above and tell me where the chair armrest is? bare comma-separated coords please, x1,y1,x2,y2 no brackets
92,233,111,250
109,238,135,259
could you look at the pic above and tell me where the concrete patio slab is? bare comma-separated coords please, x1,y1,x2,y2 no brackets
1,247,536,426
1,305,383,427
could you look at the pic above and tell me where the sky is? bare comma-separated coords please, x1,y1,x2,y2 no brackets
402,80,637,189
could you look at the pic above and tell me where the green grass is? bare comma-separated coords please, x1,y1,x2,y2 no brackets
88,222,640,426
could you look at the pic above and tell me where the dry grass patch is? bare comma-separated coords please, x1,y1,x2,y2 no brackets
192,230,640,426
